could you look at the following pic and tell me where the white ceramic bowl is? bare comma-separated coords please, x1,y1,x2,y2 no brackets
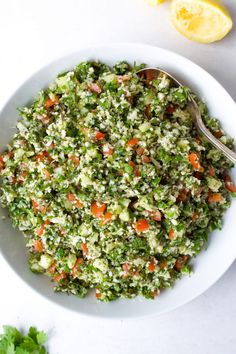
0,43,236,318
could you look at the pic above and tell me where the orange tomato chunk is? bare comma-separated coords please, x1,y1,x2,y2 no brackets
34,240,43,252
127,137,139,147
134,219,149,232
91,201,107,217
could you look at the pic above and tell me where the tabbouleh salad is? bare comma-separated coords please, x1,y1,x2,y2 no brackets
0,61,236,301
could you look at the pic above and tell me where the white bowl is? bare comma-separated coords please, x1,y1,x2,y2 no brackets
0,43,236,318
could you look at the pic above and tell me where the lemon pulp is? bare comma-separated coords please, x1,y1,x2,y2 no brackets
171,0,233,43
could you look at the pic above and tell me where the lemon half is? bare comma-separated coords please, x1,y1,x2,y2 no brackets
171,0,233,43
146,0,166,6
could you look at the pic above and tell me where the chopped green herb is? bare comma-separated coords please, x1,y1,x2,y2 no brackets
0,61,235,302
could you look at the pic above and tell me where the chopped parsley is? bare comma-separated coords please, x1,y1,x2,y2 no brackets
0,61,235,301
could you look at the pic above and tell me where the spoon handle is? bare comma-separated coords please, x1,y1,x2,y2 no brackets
190,100,236,165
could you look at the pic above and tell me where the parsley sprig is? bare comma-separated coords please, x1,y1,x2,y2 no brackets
0,325,48,354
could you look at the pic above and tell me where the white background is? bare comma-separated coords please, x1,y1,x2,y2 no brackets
0,1,236,353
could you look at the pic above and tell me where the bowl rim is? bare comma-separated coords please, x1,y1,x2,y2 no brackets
0,42,236,319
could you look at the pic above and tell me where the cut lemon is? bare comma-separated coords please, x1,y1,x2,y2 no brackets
170,0,233,43
146,0,166,6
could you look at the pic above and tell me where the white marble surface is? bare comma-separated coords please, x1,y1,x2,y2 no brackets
0,1,236,353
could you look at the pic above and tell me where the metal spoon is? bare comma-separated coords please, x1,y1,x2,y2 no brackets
136,67,236,164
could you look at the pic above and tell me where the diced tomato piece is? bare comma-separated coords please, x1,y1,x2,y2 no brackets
49,142,55,149
81,243,88,257
67,193,83,208
134,219,149,233
122,263,130,273
95,131,105,140
136,147,145,155
60,228,66,236
168,229,175,240
208,166,215,177
174,255,189,271
127,137,139,147
39,205,46,213
40,115,50,124
18,171,28,182
95,289,102,299
75,200,83,208
69,155,80,166
128,161,136,168
67,193,76,201
53,271,66,282
33,240,43,252
134,168,140,177
227,184,236,193
35,225,45,237
103,147,113,157
32,199,38,213
122,263,131,278
45,96,59,109
188,152,204,172
43,151,51,159
0,156,5,171
20,163,28,171
100,212,113,225
48,261,57,274
208,193,222,203
152,211,162,222
88,83,102,94
36,151,51,162
148,260,156,272
166,104,176,114
91,201,107,218
142,155,151,163
224,174,236,193
72,258,84,278
176,189,189,202
7,151,14,158
44,219,50,225
36,153,44,162
128,161,140,177
131,269,140,277
20,171,28,178
32,200,46,214
81,127,90,135
148,210,162,221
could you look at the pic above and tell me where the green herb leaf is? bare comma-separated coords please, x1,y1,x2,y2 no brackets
36,332,48,346
0,326,48,354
